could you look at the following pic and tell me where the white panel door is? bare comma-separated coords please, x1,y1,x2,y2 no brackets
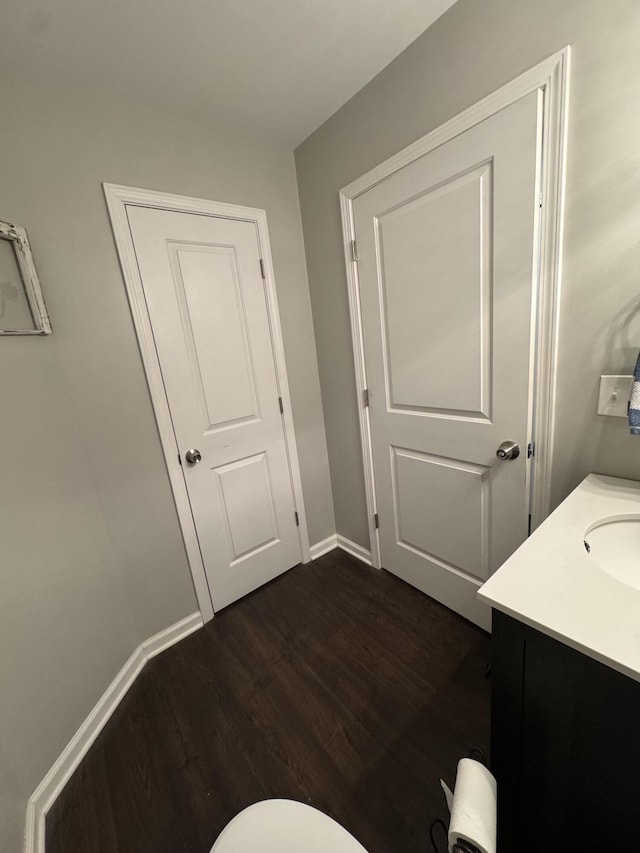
126,206,302,610
354,92,542,630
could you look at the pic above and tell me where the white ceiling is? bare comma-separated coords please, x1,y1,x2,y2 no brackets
1,0,458,145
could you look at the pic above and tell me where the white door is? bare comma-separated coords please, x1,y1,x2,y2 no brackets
354,92,542,630
126,206,302,610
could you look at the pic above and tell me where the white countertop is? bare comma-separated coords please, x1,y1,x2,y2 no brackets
478,474,640,682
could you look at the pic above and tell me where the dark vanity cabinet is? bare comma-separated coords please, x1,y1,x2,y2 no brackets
491,610,640,853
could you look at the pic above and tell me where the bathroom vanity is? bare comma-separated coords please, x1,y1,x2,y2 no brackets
479,475,640,853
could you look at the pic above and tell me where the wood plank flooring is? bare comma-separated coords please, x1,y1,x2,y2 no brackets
46,550,490,853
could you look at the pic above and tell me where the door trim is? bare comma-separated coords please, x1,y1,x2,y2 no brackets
339,47,571,568
103,184,311,621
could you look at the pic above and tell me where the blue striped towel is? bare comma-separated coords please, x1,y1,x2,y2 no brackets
629,352,640,434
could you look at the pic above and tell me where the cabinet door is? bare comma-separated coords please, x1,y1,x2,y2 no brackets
491,612,527,850
492,612,640,852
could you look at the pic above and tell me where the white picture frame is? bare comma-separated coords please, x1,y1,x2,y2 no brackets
0,220,52,335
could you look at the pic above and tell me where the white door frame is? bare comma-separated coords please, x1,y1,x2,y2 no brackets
339,48,571,569
103,184,311,622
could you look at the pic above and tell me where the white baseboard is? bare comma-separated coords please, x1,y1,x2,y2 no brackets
24,611,203,853
309,534,372,566
142,611,203,659
309,534,338,560
336,535,373,565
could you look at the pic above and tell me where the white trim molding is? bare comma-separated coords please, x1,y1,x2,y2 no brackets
339,47,571,567
25,612,203,853
336,535,372,566
102,184,311,621
310,534,339,560
310,534,372,566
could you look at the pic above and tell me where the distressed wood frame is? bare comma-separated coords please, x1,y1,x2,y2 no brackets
0,220,52,335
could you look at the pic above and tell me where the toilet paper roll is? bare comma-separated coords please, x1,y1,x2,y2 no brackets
440,778,454,813
447,758,497,853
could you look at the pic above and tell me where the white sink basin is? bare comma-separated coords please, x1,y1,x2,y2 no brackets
478,475,640,683
584,514,640,591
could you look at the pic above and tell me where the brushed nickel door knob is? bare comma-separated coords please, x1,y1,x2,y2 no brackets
185,448,202,464
496,441,520,461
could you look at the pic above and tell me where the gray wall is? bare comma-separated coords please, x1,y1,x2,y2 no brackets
295,0,640,548
0,77,333,851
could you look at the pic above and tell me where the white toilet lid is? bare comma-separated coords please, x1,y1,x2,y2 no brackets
210,798,370,853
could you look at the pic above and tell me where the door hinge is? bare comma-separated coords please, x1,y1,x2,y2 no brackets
374,512,379,529
528,514,532,536
363,388,370,407
294,511,300,527
539,192,543,209
278,396,284,414
527,442,535,459
259,258,266,279
350,239,359,263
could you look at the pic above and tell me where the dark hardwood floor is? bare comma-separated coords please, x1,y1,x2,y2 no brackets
47,550,490,853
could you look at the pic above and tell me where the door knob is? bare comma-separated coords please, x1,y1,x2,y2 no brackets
496,441,520,461
184,448,202,464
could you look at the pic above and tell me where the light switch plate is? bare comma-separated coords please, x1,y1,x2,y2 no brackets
597,375,633,417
